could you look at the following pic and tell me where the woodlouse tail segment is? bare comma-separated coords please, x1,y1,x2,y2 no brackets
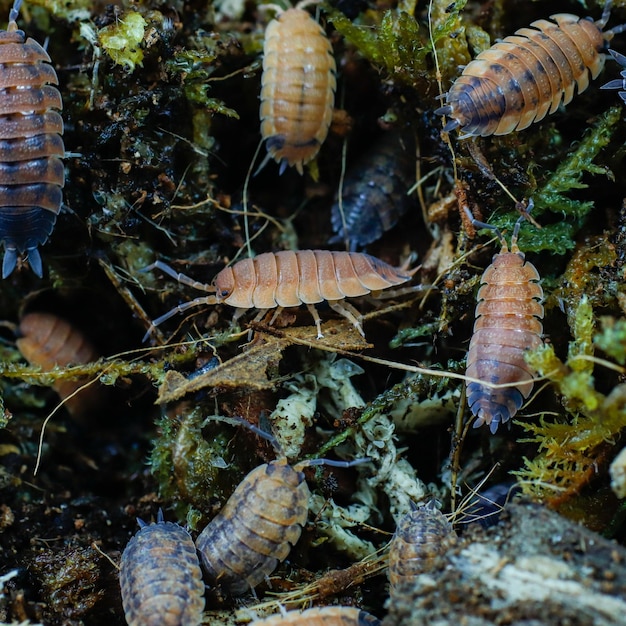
601,49,626,102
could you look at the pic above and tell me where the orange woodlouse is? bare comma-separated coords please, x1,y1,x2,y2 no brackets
119,512,205,626
601,48,626,101
195,456,363,596
435,2,625,137
16,312,103,422
143,250,416,339
260,3,336,174
388,502,457,592
250,607,381,626
0,0,65,277
465,210,544,433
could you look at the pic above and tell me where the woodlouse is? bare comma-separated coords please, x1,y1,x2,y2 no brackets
195,456,363,596
465,210,544,433
388,502,457,591
260,4,336,174
143,250,416,339
0,0,65,277
119,513,205,626
601,48,626,101
435,2,623,137
330,132,414,251
16,312,102,421
250,607,381,626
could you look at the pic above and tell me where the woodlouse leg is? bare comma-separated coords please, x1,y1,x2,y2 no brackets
268,306,284,326
305,303,324,338
328,300,364,337
142,296,217,342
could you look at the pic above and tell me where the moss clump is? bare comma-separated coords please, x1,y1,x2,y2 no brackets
513,297,626,505
98,11,147,72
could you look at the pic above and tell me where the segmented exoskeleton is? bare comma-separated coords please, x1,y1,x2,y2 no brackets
436,1,625,137
465,210,544,433
0,0,65,277
260,3,336,174
142,250,416,339
119,512,205,626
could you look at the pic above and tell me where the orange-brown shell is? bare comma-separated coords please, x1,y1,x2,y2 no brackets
466,250,544,433
260,8,336,174
439,13,606,137
250,607,381,626
388,505,457,590
16,312,103,422
0,5,64,277
213,250,412,309
195,459,309,595
119,520,205,626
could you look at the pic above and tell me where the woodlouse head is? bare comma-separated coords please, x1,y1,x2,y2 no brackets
213,267,235,304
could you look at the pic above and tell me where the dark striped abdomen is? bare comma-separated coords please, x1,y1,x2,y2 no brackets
438,13,606,137
0,14,64,278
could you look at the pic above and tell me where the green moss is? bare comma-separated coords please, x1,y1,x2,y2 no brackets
150,408,243,528
98,11,146,72
534,106,621,219
594,317,626,365
513,297,626,503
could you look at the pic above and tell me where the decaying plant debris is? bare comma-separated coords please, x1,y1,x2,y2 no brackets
0,0,625,624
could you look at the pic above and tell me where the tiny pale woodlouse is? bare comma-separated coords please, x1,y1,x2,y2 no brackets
250,607,381,626
330,132,414,251
435,2,624,137
388,502,457,592
0,0,65,277
465,210,544,433
195,455,363,596
119,513,205,626
16,312,103,421
143,250,415,339
260,4,336,174
601,48,626,101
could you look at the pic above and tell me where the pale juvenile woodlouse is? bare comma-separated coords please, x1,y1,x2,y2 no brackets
0,0,65,277
195,456,364,596
330,131,414,251
388,502,457,592
601,48,626,101
260,3,336,174
16,312,103,421
119,512,205,626
436,1,625,137
465,209,544,433
143,250,416,339
250,607,381,626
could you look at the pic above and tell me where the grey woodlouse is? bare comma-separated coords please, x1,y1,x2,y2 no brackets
195,457,363,596
119,512,205,626
0,0,65,277
330,131,414,251
250,607,381,626
465,209,544,433
601,48,626,101
260,4,336,174
143,250,416,339
16,312,102,421
435,1,624,137
388,502,457,592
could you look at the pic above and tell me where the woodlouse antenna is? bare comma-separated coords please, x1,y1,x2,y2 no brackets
140,260,217,341
8,0,22,31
